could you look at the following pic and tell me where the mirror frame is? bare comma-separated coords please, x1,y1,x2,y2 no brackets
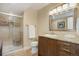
49,8,77,32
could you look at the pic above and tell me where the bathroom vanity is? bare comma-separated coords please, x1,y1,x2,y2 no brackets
38,34,79,56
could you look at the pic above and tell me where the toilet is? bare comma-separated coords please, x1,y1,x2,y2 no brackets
31,41,38,47
31,41,38,54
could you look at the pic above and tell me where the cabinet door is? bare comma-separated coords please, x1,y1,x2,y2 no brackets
48,39,57,56
75,44,79,55
38,36,48,56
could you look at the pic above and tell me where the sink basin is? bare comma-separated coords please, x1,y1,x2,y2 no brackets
64,34,76,39
44,34,57,37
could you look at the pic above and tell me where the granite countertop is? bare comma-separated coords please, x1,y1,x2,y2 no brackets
40,34,79,44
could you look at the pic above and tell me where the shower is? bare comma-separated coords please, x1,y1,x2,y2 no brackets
0,13,23,55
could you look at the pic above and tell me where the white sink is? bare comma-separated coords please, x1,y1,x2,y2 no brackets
64,34,76,39
44,34,57,37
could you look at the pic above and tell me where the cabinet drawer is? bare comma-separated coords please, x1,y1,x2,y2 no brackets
58,41,71,46
59,50,72,56
59,44,71,50
58,41,71,51
58,41,76,55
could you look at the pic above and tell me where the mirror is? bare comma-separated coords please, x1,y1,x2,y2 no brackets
49,8,77,31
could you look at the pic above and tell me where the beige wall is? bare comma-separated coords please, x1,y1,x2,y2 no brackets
23,8,37,48
37,3,61,35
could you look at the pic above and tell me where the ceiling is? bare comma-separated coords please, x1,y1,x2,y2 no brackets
0,3,49,16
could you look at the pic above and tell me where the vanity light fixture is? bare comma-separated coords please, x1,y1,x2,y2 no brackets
49,3,77,16
69,3,77,8
62,4,69,10
49,10,54,15
57,6,62,12
49,9,58,15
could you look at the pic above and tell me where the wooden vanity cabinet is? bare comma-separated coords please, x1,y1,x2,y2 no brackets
38,36,79,56
38,36,48,56
38,36,57,56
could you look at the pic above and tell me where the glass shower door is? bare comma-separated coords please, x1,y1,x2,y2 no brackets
0,14,23,55
0,14,11,55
